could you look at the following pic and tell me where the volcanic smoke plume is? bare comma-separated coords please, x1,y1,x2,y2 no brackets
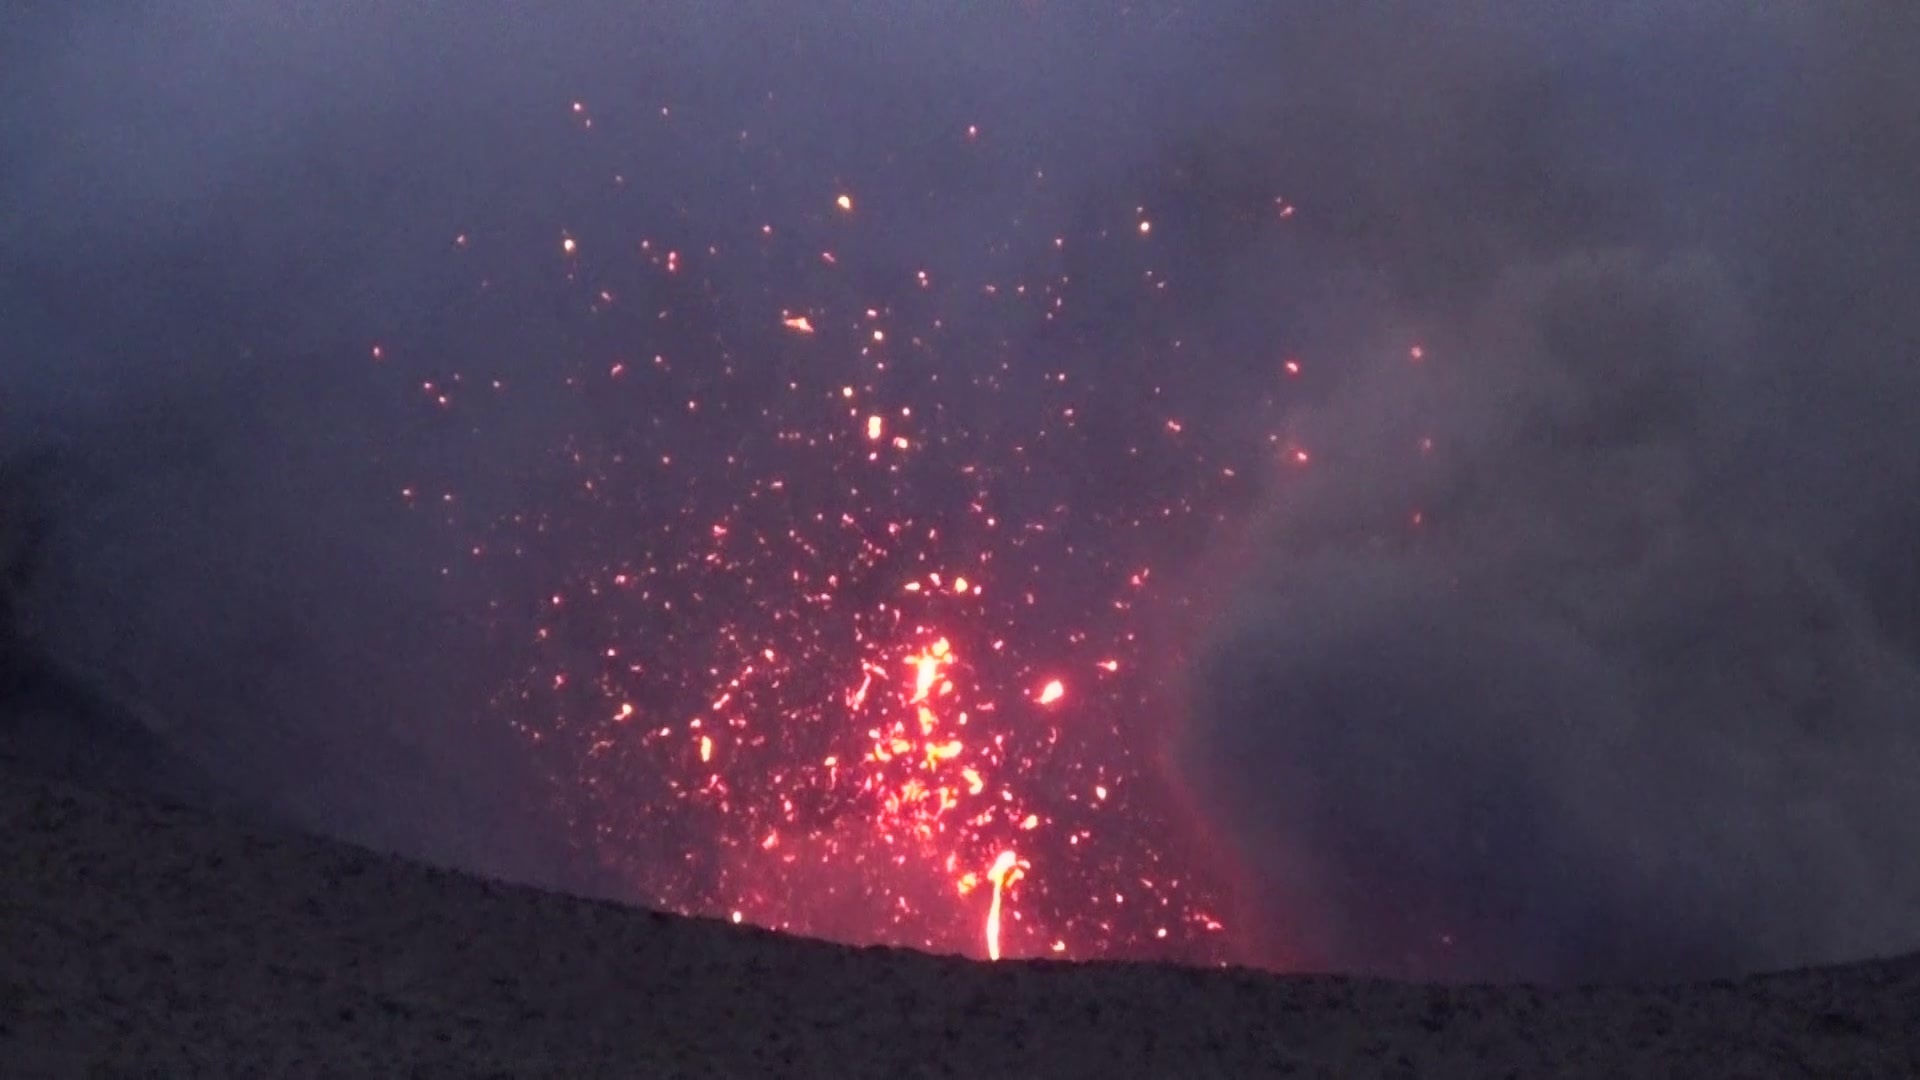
1170,6,1920,981
4,5,1920,983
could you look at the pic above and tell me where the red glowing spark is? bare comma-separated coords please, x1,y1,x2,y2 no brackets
1036,680,1065,706
783,314,816,334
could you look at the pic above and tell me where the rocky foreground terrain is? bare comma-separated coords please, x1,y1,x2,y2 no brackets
3,765,1917,1078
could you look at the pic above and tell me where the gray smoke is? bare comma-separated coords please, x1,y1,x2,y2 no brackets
4,3,1918,983
0,2,1220,898
1170,5,1920,981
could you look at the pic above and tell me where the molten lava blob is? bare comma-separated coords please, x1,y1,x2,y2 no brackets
985,849,1023,961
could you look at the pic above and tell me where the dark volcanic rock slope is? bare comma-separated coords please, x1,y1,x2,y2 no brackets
2,766,1917,1078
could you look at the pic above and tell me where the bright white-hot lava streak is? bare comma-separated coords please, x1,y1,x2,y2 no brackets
985,849,1022,961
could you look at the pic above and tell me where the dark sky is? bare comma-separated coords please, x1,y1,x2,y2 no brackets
4,3,1918,983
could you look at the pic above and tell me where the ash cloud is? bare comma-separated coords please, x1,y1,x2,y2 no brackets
1171,6,1920,981
3,1,1918,983
0,4,1214,897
